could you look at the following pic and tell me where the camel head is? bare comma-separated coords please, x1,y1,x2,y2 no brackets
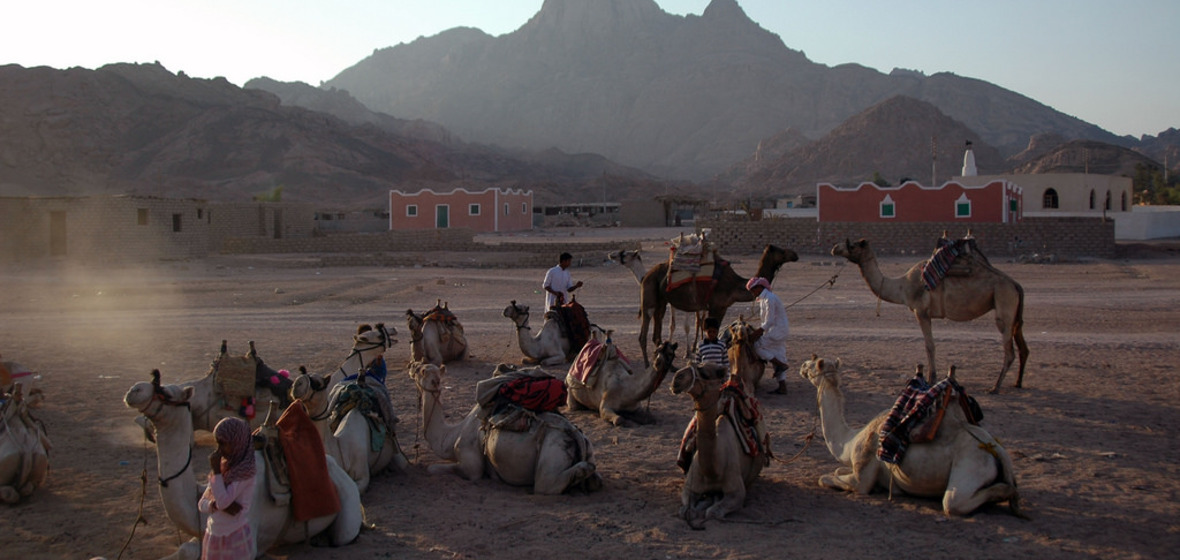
607,249,641,266
354,322,397,351
758,244,800,280
798,355,842,388
407,361,444,394
503,301,529,325
124,369,195,427
831,238,871,263
289,366,329,402
404,309,424,333
669,363,728,397
653,341,679,374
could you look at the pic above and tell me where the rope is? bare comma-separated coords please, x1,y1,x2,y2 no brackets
783,264,844,309
116,431,154,560
769,419,818,466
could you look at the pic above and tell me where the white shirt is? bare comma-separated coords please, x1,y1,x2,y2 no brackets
542,264,574,309
753,288,789,363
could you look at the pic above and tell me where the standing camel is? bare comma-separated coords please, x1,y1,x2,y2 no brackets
608,249,697,351
639,244,798,367
799,356,1023,517
670,363,768,529
831,238,1028,393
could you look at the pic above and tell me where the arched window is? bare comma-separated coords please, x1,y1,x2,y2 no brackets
1089,190,1095,210
1121,191,1128,211
1104,191,1112,211
1042,188,1059,209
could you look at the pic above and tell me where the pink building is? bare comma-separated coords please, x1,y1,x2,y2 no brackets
389,187,533,232
818,180,1022,223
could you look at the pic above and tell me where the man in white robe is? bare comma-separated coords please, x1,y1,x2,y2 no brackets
747,277,790,394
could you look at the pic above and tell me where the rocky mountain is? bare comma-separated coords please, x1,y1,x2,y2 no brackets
326,0,1121,180
725,96,1007,195
0,63,665,207
1010,139,1161,177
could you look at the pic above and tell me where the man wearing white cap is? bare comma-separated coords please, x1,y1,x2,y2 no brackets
746,277,790,394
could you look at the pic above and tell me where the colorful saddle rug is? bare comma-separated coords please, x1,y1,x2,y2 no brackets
677,375,770,473
877,374,982,464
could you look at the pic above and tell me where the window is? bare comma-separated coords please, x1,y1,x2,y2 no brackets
1104,191,1112,211
504,203,509,215
1042,188,1059,209
172,213,182,232
197,208,204,219
406,205,418,217
522,202,528,213
955,194,971,218
1089,190,1095,210
137,208,148,226
1009,199,1019,213
879,194,895,218
1121,191,1127,211
468,203,481,216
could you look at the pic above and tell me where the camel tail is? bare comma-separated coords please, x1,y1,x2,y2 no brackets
1013,281,1029,388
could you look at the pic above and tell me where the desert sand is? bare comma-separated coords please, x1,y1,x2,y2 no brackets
1,229,1178,559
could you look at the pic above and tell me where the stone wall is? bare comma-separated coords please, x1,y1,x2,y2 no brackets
698,216,1115,258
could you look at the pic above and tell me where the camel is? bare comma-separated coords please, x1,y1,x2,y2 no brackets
0,385,51,504
289,368,410,494
405,301,468,365
725,317,768,393
565,339,678,426
799,356,1023,517
0,357,43,408
608,249,698,350
831,238,1029,393
639,244,798,367
406,361,602,494
670,363,768,529
124,371,363,560
502,300,572,366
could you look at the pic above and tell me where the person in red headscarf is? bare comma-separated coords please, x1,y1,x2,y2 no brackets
746,277,791,394
199,417,257,559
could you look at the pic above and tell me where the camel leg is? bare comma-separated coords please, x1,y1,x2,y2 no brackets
599,403,630,427
566,391,588,411
0,485,18,504
990,317,1017,394
1013,320,1030,388
533,459,596,495
540,355,566,367
638,308,651,367
917,313,936,384
818,466,862,493
942,457,1013,516
705,477,747,522
162,539,202,560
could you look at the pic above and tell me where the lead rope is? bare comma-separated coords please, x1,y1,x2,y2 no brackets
116,430,154,560
783,264,844,310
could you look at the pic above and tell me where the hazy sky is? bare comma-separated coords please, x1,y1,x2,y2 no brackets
6,0,1177,138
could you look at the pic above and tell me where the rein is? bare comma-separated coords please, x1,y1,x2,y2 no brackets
141,392,194,487
783,263,844,310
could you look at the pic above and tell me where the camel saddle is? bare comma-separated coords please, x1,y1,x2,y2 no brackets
551,299,593,360
568,337,633,389
878,375,983,464
423,304,468,356
253,402,341,520
327,378,394,453
922,236,992,290
477,365,567,432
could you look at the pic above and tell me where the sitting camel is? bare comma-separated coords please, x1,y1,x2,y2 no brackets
405,301,468,365
566,338,678,427
831,238,1028,393
0,385,51,504
799,356,1023,516
725,317,768,393
406,361,602,494
124,371,363,559
502,300,572,366
1,356,43,408
670,363,769,529
289,368,409,494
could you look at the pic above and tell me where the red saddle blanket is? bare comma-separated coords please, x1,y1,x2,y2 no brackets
276,402,340,521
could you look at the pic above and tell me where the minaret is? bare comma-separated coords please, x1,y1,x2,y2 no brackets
961,140,978,176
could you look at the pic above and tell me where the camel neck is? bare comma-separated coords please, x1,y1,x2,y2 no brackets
149,408,204,538
816,377,857,466
692,398,722,480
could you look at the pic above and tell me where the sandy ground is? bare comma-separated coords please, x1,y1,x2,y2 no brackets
2,229,1179,559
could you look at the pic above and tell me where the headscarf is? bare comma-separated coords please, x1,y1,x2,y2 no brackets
745,277,771,292
213,417,256,483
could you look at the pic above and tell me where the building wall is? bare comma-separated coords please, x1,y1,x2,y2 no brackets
698,216,1114,258
964,173,1132,214
389,187,533,232
620,199,666,227
818,180,1020,223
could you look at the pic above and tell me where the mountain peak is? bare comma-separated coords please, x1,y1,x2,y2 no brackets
531,0,664,29
702,0,752,23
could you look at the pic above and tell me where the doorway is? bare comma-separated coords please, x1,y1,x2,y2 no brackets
435,205,449,228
